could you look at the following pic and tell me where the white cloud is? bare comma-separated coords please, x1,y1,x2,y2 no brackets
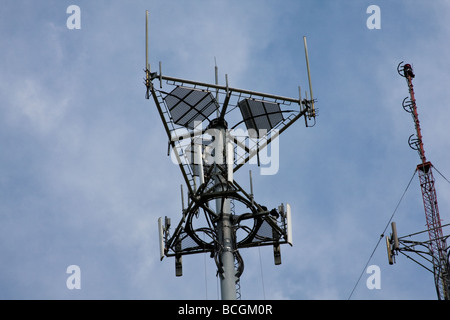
3,78,69,135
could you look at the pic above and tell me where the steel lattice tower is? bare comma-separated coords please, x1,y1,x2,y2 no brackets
396,62,450,300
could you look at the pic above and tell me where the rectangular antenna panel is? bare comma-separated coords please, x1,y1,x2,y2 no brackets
164,86,219,129
386,236,394,265
227,142,234,182
195,143,205,184
391,222,399,250
286,203,293,246
237,98,283,138
158,217,165,261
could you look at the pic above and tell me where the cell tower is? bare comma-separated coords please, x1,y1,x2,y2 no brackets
143,11,317,300
386,62,450,300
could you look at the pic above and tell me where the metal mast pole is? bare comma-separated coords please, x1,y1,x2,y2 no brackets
212,120,237,300
217,200,237,300
399,63,450,300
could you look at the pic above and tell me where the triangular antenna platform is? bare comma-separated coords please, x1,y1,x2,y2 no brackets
145,11,318,300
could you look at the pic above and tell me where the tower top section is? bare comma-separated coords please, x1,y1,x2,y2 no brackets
397,62,426,164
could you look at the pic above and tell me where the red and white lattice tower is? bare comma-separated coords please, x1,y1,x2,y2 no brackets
399,62,450,300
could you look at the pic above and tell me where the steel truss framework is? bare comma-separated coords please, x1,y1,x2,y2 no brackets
148,71,309,275
144,11,316,300
387,221,450,299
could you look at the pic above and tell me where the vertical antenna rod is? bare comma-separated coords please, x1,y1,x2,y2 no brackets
144,10,151,99
145,11,148,69
215,57,220,117
145,10,150,73
303,36,315,118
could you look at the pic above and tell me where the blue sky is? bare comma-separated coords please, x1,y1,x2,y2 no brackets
1,0,449,300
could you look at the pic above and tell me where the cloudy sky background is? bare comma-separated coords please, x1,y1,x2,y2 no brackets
1,0,450,299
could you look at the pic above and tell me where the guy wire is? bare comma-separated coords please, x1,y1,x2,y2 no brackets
347,168,417,300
